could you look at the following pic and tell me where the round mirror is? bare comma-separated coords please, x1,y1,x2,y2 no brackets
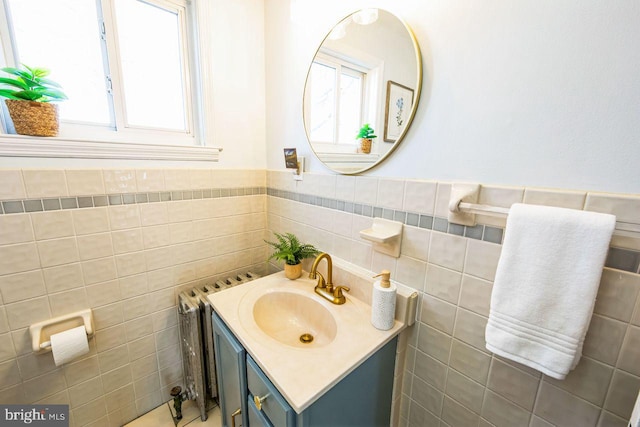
303,9,422,174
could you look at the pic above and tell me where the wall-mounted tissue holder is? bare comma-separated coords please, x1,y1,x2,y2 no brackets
29,309,94,354
360,218,403,257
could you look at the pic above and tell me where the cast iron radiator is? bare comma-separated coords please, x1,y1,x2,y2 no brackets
177,272,260,421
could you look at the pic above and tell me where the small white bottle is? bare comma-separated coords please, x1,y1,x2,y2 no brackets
371,270,396,330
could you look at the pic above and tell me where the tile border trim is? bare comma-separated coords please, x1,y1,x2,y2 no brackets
0,184,637,274
0,186,266,215
268,188,506,244
266,188,640,275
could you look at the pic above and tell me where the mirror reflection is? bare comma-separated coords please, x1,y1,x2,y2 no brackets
303,9,422,174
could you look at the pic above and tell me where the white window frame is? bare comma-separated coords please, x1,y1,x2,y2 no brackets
306,47,384,155
310,53,366,146
0,0,220,161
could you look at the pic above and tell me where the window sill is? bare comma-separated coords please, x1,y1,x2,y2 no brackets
317,152,380,164
0,134,221,161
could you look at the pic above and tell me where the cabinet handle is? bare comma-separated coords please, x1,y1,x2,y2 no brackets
253,393,269,411
231,408,241,427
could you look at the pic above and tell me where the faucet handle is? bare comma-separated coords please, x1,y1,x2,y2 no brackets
333,285,350,298
314,271,327,289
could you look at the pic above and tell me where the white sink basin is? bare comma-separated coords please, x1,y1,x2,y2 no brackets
252,290,337,348
209,271,406,412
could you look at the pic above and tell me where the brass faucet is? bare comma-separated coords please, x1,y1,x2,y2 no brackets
309,253,350,304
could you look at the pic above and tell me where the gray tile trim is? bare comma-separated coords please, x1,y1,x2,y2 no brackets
0,186,264,215
3,200,23,214
2,184,638,274
448,223,465,236
23,199,43,212
419,215,434,229
434,217,448,233
122,194,136,204
93,196,108,207
61,198,79,209
465,225,484,240
78,197,94,208
266,187,640,273
606,247,640,273
43,198,61,211
483,227,504,244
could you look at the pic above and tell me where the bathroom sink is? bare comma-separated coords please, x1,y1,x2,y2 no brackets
252,290,337,348
209,270,409,412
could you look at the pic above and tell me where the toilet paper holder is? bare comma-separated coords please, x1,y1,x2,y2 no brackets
29,309,94,354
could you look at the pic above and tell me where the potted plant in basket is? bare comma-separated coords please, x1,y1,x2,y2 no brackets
356,123,376,154
265,232,320,279
0,64,67,137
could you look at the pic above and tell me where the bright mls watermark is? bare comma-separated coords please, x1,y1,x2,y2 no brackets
1,405,68,426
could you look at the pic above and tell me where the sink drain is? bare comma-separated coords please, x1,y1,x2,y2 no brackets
299,333,314,344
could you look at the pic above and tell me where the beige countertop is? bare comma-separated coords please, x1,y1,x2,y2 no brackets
208,271,407,413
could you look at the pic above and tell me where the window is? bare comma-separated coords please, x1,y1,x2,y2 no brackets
307,55,366,145
0,0,198,145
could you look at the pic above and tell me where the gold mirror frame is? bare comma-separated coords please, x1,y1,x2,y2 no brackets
303,9,422,174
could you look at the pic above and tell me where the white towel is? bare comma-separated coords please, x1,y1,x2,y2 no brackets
485,203,616,380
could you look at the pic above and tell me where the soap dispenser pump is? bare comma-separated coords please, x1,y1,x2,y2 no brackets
371,270,396,330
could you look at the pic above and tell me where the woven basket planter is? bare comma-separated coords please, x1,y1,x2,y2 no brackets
360,138,372,154
5,99,59,137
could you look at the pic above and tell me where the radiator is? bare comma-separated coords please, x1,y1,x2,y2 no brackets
177,272,260,421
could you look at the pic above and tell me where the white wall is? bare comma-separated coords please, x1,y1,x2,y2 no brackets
265,0,640,194
207,0,266,169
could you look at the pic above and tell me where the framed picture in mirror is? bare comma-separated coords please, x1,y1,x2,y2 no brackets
384,81,414,143
283,148,298,169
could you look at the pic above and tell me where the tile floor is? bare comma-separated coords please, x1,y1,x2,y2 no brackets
125,399,221,427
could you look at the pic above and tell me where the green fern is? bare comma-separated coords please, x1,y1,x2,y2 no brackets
264,232,320,265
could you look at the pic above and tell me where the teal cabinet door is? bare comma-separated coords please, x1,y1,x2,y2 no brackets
213,310,397,427
296,337,397,427
213,313,249,427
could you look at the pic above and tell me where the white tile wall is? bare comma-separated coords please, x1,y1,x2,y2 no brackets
66,170,105,196
0,215,34,245
0,168,267,427
266,170,640,427
23,170,68,198
0,170,26,199
2,168,639,427
103,169,137,193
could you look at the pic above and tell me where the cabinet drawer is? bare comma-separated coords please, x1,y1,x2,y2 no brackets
247,395,273,427
246,355,296,427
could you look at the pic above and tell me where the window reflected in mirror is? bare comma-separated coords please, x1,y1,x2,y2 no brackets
307,54,366,147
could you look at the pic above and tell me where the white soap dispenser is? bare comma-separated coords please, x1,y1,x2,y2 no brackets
371,270,396,330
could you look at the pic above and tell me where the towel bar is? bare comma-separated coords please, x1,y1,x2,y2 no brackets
451,200,639,238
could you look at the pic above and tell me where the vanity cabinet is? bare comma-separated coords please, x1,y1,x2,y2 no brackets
212,312,397,427
212,313,249,427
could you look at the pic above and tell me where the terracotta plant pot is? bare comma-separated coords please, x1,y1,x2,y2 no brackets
284,263,302,280
5,99,60,137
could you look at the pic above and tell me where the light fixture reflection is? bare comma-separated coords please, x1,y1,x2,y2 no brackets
352,8,378,25
328,18,350,40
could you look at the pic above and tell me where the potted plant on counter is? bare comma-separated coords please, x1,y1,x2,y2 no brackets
356,123,376,154
0,64,67,137
265,232,320,279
